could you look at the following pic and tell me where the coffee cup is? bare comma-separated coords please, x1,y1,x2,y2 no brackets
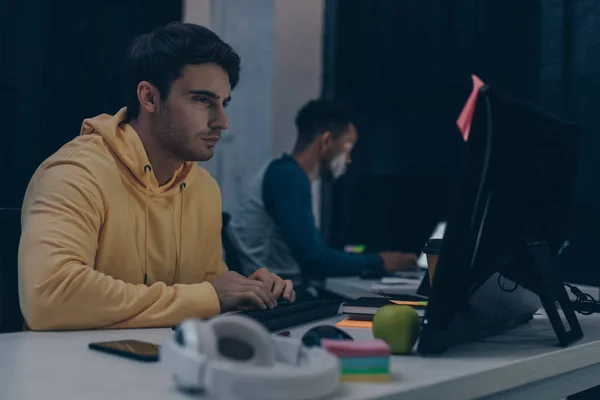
422,239,442,284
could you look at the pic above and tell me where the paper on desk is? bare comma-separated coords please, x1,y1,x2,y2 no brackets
456,74,485,141
381,277,410,285
390,300,428,307
370,283,417,295
388,271,423,280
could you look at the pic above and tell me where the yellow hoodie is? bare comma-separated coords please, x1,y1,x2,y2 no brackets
19,108,228,330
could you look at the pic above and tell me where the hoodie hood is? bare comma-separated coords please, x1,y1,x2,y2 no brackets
80,107,196,195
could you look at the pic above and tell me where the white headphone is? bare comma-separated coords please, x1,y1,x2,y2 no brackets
160,314,340,400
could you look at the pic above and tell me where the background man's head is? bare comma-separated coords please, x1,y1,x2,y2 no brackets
125,22,241,162
293,99,357,179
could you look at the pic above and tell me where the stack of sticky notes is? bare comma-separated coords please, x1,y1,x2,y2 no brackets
321,339,391,382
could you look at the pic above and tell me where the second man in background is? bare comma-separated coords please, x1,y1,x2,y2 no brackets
230,99,418,296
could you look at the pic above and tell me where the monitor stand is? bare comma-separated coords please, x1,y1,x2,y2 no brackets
418,240,583,355
514,240,584,347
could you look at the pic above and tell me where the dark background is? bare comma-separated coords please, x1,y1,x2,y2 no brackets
322,0,600,286
0,0,182,208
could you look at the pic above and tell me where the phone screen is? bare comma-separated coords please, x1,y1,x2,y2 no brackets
89,340,160,361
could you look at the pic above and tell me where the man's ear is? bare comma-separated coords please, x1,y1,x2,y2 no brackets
320,131,333,149
137,81,159,114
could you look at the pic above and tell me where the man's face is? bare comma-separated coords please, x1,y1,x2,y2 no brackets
320,123,358,180
154,63,231,162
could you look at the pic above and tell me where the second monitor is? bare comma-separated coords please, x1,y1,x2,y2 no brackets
418,84,582,355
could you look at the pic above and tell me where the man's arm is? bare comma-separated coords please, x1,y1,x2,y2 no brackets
262,161,383,279
19,160,220,331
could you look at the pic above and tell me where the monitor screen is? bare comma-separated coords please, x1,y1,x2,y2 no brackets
418,85,581,355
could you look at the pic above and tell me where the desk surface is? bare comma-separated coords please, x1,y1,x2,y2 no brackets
2,313,600,400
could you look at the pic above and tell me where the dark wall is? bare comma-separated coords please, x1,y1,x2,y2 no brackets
536,0,600,285
323,0,600,284
0,0,182,208
324,0,540,177
537,0,600,215
323,0,541,250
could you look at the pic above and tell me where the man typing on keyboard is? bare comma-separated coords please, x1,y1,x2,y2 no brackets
18,23,294,331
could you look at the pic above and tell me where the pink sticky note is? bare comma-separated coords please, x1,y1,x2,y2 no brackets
321,339,391,357
456,74,485,142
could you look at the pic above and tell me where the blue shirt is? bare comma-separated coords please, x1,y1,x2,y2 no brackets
261,154,383,279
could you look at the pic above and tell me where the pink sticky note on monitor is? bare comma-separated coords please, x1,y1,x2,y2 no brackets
456,74,485,142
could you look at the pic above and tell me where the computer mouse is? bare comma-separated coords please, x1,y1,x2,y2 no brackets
301,325,353,347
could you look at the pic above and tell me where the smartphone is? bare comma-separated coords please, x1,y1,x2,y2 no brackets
88,339,160,362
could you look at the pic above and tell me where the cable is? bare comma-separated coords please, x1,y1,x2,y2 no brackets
497,274,518,293
564,283,598,315
494,251,519,293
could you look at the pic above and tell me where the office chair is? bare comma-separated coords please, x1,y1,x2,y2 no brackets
221,212,245,275
0,208,24,333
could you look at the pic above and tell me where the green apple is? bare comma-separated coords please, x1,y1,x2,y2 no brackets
372,305,421,354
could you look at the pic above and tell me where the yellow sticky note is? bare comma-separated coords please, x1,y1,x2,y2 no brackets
336,319,373,329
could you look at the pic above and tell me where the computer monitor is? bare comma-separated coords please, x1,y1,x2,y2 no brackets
417,85,582,355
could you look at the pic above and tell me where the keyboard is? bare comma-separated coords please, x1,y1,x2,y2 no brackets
237,299,343,332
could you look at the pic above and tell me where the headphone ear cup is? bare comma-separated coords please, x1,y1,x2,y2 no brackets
162,319,213,391
208,315,276,367
175,319,207,353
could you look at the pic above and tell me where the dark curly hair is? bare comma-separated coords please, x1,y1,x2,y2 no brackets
294,99,355,151
124,22,241,119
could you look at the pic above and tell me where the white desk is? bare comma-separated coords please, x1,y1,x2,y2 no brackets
2,313,600,399
0,328,181,400
290,314,600,400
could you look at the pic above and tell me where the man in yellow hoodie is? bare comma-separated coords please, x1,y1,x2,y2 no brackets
18,22,295,331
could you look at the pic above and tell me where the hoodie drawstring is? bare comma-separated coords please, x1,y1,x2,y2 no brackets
175,182,186,284
143,165,152,285
142,165,185,285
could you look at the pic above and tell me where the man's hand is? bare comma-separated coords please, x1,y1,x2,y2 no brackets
378,252,419,273
209,271,277,313
249,267,296,304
